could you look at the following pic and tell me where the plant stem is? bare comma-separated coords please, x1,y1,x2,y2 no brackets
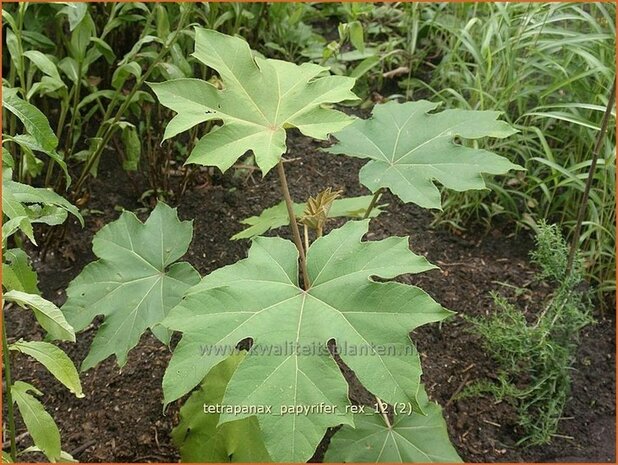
566,78,615,275
276,160,310,289
363,188,385,219
64,60,83,156
2,309,17,461
45,91,72,187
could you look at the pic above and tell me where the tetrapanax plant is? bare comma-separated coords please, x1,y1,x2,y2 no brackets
326,100,522,211
146,29,470,463
66,28,522,463
62,203,200,370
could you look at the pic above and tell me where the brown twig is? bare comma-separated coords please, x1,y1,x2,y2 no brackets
566,78,616,274
2,432,28,450
69,439,97,457
446,372,471,407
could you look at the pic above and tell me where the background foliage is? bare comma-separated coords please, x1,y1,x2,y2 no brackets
3,2,614,301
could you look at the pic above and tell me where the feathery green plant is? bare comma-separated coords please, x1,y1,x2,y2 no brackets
462,222,593,446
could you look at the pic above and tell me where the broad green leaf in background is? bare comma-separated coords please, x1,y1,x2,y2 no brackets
1,176,83,244
58,2,88,31
27,77,67,101
62,202,200,370
172,352,271,462
5,30,22,77
4,290,75,342
6,134,70,185
23,51,63,82
349,55,381,80
150,29,357,174
327,100,521,210
90,37,116,64
66,9,94,61
2,9,17,31
2,89,58,152
58,57,79,84
2,177,83,226
231,195,385,240
2,248,40,294
9,341,83,398
11,381,62,463
112,62,142,90
1,217,35,247
25,204,69,227
348,20,365,53
162,220,451,461
325,386,462,463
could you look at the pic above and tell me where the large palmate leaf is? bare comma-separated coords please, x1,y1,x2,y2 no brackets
162,220,451,461
231,195,384,240
62,202,200,370
327,100,521,209
172,352,271,462
150,29,357,174
325,386,462,463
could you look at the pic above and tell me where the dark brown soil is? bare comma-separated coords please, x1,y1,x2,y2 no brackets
4,130,615,463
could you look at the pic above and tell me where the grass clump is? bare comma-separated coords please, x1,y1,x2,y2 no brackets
404,2,616,302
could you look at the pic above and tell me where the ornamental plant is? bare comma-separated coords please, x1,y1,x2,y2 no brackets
63,30,520,462
2,99,84,462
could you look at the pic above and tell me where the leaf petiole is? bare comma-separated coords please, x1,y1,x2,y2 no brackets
276,160,310,289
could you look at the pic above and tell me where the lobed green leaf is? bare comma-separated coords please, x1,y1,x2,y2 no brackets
162,220,450,461
62,202,200,370
327,100,521,210
325,386,462,463
172,352,271,462
150,29,357,174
